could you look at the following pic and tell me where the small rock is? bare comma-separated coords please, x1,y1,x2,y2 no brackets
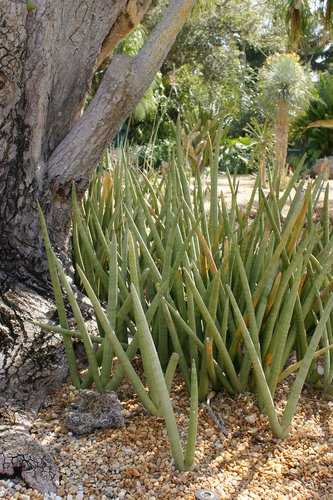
245,414,257,424
204,428,214,438
104,486,114,498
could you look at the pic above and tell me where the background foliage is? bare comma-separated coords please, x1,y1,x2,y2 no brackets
290,71,333,167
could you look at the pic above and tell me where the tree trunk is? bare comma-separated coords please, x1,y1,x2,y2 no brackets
0,0,195,492
260,144,267,189
275,99,289,177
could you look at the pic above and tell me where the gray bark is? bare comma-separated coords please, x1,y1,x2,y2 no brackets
0,280,67,492
0,422,59,493
0,0,195,492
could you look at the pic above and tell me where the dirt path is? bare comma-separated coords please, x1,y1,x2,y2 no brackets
201,174,333,210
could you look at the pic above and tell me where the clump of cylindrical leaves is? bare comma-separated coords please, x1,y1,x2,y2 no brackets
40,118,333,453
38,203,198,471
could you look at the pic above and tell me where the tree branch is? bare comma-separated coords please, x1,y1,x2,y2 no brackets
47,0,196,195
46,54,136,196
96,0,153,69
134,0,196,93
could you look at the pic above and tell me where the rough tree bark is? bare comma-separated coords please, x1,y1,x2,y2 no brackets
0,0,195,492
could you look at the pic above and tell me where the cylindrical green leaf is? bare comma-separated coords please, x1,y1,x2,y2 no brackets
184,359,198,470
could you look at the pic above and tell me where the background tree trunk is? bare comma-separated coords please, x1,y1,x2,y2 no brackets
260,145,267,189
275,99,289,176
0,0,195,492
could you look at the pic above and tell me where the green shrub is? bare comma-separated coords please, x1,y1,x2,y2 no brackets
38,121,333,467
290,72,333,168
220,137,254,174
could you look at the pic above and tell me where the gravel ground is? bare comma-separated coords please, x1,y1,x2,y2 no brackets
1,374,332,500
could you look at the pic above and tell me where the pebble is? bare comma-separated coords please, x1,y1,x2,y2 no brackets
104,486,114,498
245,414,257,424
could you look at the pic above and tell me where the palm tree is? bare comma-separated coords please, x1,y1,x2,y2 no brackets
258,53,312,176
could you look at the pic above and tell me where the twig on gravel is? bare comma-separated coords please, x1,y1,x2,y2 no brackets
204,393,228,436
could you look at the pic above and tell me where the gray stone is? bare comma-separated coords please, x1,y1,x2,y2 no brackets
104,486,115,498
65,390,123,435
